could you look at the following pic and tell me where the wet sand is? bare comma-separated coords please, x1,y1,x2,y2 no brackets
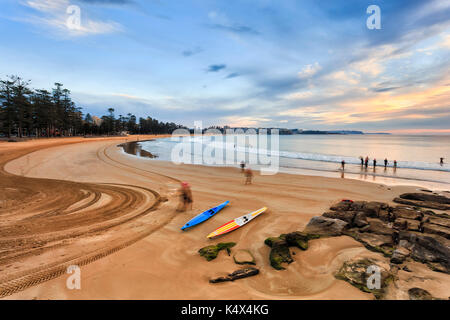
0,136,447,299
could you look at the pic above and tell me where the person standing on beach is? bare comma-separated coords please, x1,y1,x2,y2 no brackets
373,159,377,167
244,168,253,185
365,156,369,168
441,158,445,166
394,160,397,171
360,156,364,166
177,182,193,212
384,158,388,168
341,160,345,170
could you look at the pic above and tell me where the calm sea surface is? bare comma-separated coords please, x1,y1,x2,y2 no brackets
135,134,450,190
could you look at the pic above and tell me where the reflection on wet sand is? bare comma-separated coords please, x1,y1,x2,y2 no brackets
118,140,158,159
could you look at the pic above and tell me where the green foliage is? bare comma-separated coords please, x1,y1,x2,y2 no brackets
0,75,186,138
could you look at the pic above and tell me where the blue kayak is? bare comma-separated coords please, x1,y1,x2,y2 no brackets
181,201,230,231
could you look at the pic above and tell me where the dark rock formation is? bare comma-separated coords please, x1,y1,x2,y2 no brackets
264,232,320,270
363,202,389,218
199,242,236,261
354,212,369,228
399,232,450,273
366,220,395,236
301,198,450,274
394,193,450,210
347,231,395,257
408,288,435,300
394,218,421,232
421,223,450,239
392,206,424,221
209,267,259,283
264,237,293,270
284,231,320,249
303,216,348,236
335,258,393,299
425,216,450,228
399,193,450,204
323,210,355,223
390,247,411,264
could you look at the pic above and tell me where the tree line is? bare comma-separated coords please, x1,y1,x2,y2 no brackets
0,75,185,138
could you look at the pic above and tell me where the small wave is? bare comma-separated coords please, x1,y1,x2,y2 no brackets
141,138,450,173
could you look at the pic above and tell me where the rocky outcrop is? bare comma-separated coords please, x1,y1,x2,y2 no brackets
399,232,450,273
199,242,236,261
399,193,450,204
390,247,411,264
393,218,421,232
284,231,320,249
209,267,259,283
408,288,435,300
264,232,320,270
421,223,450,239
334,258,394,300
233,249,256,265
263,195,450,298
301,197,450,274
424,216,450,228
348,231,395,257
303,216,348,236
264,236,293,270
394,193,450,210
392,206,424,220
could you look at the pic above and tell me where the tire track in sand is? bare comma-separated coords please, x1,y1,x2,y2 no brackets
0,138,178,298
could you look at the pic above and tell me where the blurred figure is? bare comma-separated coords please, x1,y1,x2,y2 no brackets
359,156,364,166
364,156,369,168
177,182,193,212
240,161,246,172
373,158,377,167
384,158,388,168
440,157,445,166
244,168,253,185
341,160,345,170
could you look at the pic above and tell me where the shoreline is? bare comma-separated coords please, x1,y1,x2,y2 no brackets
1,136,449,300
122,138,450,191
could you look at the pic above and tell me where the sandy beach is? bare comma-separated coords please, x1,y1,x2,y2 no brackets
1,136,449,300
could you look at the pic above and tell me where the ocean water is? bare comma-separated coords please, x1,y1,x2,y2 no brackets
136,134,450,190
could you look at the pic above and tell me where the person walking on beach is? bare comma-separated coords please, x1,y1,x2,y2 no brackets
441,157,445,166
244,168,253,185
360,156,364,166
393,160,397,172
177,182,193,212
364,156,369,169
240,161,246,172
373,158,377,168
341,160,345,171
384,158,388,168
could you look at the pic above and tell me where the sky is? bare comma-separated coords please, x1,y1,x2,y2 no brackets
0,0,449,133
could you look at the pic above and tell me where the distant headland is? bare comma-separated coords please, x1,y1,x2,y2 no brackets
193,127,391,135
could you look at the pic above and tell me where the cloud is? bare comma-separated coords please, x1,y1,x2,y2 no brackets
207,10,259,36
76,0,133,4
225,72,240,79
182,47,202,57
22,0,123,37
208,23,260,35
298,62,322,79
371,86,402,93
207,64,226,72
